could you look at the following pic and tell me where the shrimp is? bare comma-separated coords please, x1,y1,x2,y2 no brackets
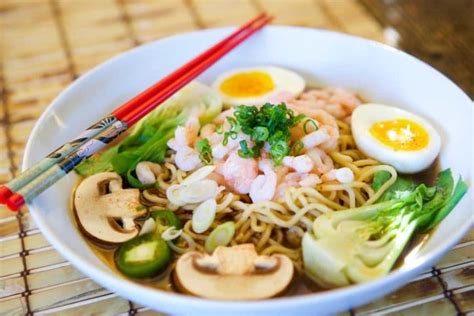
200,123,216,139
321,167,354,183
326,87,361,117
306,148,334,175
167,117,200,151
274,172,321,199
207,160,227,186
249,159,277,202
211,132,251,160
175,146,201,171
222,151,258,194
299,173,322,187
289,88,361,119
268,91,294,104
301,129,330,149
282,155,314,173
309,109,339,151
275,165,290,182
213,108,235,125
207,133,228,160
206,172,227,186
212,143,230,160
286,103,339,151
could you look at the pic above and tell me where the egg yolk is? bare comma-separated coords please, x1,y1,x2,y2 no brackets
369,118,429,151
220,71,274,97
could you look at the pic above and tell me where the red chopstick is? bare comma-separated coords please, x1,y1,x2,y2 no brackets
123,15,273,125
112,12,269,120
0,13,270,206
3,14,273,211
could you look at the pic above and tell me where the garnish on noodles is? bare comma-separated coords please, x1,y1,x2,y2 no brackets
221,103,305,164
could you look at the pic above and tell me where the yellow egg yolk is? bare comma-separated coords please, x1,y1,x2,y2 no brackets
369,118,429,151
220,71,275,97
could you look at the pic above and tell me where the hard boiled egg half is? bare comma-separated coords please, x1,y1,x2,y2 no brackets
212,66,305,106
352,104,441,174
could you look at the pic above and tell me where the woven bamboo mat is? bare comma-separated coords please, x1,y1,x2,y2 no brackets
0,1,472,315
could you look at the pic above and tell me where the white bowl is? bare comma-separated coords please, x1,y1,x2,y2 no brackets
24,26,473,315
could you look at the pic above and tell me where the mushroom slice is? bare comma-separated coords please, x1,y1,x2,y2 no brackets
174,244,294,300
74,172,146,244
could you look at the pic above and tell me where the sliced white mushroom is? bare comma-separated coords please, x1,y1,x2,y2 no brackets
192,198,217,233
135,161,162,186
174,244,294,300
254,256,279,270
108,179,122,193
74,172,146,243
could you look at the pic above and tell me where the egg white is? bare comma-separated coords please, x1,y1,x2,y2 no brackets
211,66,305,106
352,103,441,174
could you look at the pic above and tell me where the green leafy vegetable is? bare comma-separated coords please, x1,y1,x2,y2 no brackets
75,147,118,176
221,103,305,164
75,82,222,181
303,169,468,288
196,138,213,165
372,170,418,202
372,170,392,191
126,169,147,189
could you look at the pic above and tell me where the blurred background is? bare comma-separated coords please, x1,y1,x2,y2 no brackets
0,1,472,315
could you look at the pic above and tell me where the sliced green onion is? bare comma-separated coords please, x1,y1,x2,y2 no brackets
204,221,236,253
238,140,251,158
181,165,216,185
192,198,217,233
195,138,213,165
303,119,319,134
252,126,269,142
161,226,182,241
270,140,289,164
290,140,304,156
219,103,307,164
226,116,237,127
223,133,229,145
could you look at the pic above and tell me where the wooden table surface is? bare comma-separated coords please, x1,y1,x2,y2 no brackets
0,1,472,315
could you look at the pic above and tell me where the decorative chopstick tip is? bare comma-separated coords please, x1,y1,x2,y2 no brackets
0,185,13,204
5,193,24,212
259,13,273,23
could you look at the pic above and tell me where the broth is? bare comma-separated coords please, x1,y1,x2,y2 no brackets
81,220,434,297
86,236,324,296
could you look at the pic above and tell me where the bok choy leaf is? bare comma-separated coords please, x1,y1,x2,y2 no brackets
75,82,222,179
303,169,468,288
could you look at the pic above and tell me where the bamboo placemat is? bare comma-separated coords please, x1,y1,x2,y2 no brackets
0,1,472,315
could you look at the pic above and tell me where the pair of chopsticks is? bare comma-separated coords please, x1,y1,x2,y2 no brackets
0,13,273,212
